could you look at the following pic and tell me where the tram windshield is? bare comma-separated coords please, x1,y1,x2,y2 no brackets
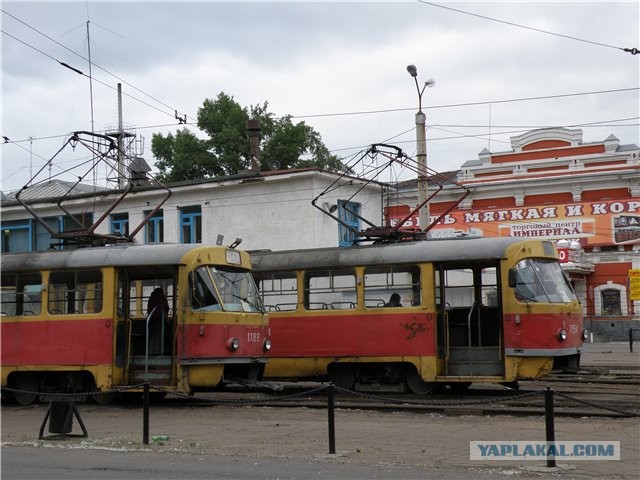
511,258,577,304
190,265,264,313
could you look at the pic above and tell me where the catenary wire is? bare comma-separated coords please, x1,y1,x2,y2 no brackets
418,1,638,54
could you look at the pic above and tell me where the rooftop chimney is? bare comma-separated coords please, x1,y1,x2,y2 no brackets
247,119,261,171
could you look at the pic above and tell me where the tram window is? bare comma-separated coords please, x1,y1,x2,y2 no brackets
142,279,174,316
49,269,102,314
364,265,420,308
440,269,475,308
481,268,498,307
305,269,356,310
190,266,263,313
254,271,298,311
1,273,42,316
512,259,576,304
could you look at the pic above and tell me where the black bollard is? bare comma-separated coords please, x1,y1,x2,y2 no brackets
544,387,556,468
143,381,150,445
327,384,336,454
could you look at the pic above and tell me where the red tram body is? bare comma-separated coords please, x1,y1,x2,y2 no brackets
1,244,271,404
251,237,584,393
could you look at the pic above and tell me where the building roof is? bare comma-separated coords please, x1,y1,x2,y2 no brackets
3,179,109,202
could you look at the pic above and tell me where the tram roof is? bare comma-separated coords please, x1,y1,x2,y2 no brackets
250,237,536,271
1,243,217,272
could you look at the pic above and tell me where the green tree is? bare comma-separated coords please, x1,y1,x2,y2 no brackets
151,92,346,182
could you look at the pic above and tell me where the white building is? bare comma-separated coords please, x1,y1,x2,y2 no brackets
1,168,385,252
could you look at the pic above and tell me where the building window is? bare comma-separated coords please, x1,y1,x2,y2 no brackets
145,210,164,244
110,213,129,237
35,217,62,251
1,220,32,253
180,206,202,244
601,289,622,316
337,200,361,247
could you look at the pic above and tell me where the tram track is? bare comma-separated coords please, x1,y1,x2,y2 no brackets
157,377,640,419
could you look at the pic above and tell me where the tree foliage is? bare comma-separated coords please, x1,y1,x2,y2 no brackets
151,92,346,182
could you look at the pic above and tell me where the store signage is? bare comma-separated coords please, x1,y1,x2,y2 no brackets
387,198,640,245
629,269,640,301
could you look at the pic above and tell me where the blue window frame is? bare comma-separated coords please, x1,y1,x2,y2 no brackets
110,213,129,237
35,217,62,251
180,206,202,244
338,200,361,247
1,214,94,252
1,220,32,253
145,210,164,244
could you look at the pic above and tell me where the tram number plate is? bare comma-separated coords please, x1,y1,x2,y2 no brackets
247,331,261,343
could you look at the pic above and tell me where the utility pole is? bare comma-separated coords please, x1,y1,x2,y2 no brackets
406,65,435,232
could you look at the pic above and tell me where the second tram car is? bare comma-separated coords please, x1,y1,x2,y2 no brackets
1,243,271,404
251,237,584,393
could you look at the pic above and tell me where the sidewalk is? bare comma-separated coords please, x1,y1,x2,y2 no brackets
580,342,640,372
1,401,639,480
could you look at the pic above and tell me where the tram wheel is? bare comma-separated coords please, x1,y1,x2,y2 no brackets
405,366,436,395
447,382,472,393
91,392,119,404
13,373,40,406
327,364,355,390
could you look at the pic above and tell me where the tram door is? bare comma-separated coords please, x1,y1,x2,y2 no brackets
116,267,177,386
435,262,503,376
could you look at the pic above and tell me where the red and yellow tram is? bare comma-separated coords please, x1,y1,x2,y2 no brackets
1,243,271,404
251,237,584,393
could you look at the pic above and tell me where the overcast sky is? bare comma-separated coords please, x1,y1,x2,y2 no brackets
2,1,639,192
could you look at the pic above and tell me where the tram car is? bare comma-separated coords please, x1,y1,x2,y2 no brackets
1,244,271,404
251,237,585,393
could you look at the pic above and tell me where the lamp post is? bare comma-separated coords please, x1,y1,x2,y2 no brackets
406,65,435,232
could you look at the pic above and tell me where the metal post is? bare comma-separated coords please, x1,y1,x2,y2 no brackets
143,380,150,445
629,328,634,353
415,111,428,231
327,384,336,454
544,387,556,468
406,65,434,233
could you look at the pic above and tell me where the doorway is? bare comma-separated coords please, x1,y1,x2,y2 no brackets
435,262,503,376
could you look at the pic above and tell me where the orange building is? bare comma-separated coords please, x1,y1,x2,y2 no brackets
389,127,640,340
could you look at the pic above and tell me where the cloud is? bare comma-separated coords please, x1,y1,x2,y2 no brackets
1,1,638,191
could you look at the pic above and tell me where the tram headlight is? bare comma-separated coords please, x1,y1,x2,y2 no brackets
582,329,589,341
263,339,272,352
227,337,240,351
557,329,567,341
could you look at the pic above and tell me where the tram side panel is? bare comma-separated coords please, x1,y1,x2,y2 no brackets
1,268,116,401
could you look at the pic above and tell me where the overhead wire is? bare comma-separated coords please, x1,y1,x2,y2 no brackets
418,1,639,55
289,88,639,120
1,9,195,123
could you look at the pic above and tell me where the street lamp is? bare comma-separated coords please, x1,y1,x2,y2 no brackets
406,65,435,232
